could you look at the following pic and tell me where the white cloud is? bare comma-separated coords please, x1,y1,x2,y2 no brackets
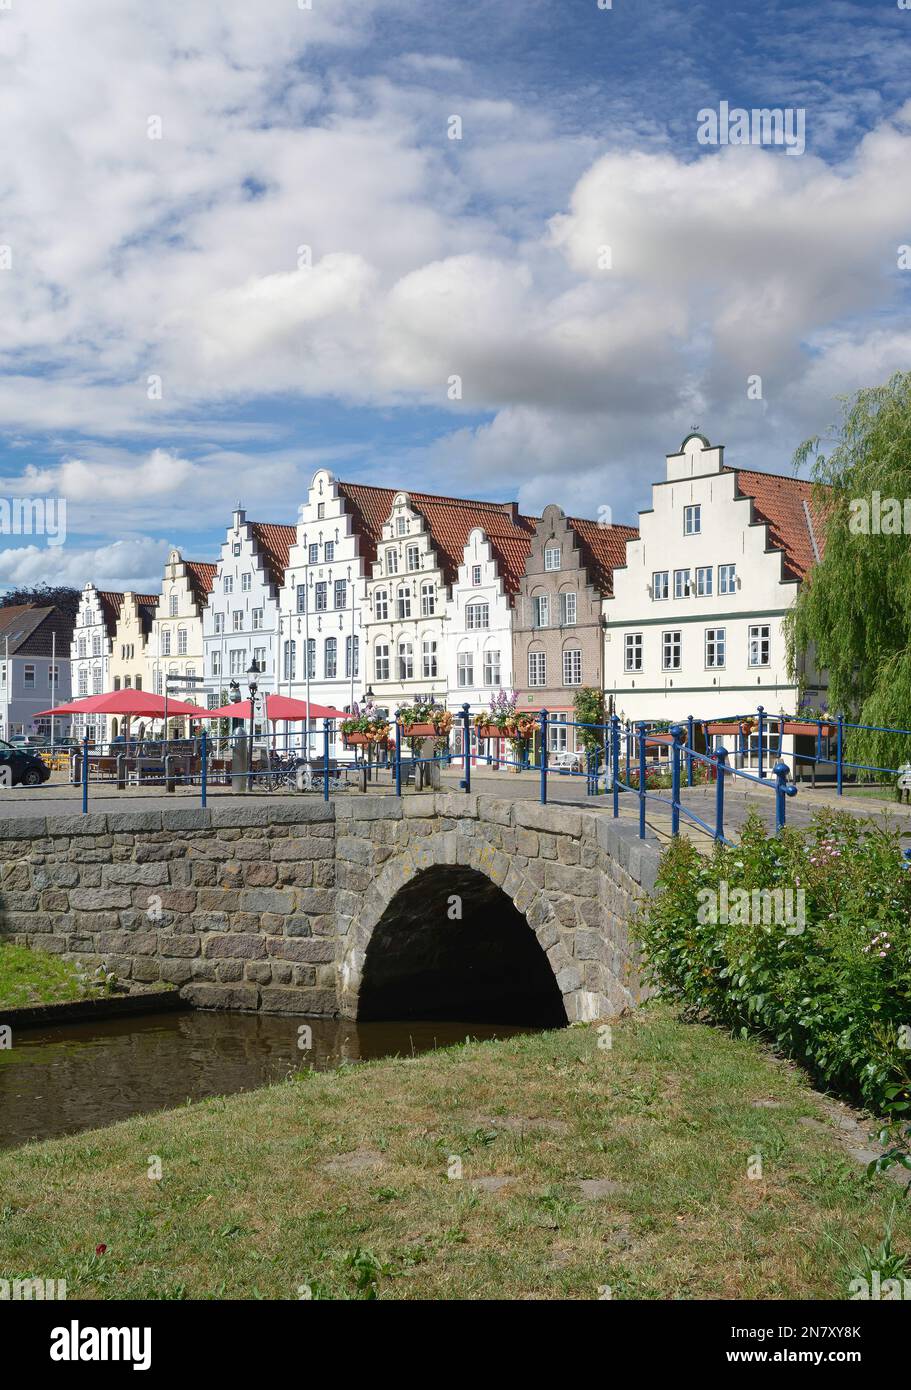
0,538,170,593
0,0,910,555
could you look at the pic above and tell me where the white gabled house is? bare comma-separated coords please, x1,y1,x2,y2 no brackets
202,508,295,733
149,549,217,725
445,524,533,720
604,433,829,767
69,583,123,744
278,471,367,756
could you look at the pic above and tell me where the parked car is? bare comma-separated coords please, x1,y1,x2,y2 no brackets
0,739,51,786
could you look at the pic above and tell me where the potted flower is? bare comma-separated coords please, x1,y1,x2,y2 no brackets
341,700,391,748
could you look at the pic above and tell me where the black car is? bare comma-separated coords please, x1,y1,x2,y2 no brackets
0,739,51,786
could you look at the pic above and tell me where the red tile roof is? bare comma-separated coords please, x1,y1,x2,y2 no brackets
568,517,640,595
185,561,218,609
248,523,297,591
97,591,124,638
336,482,538,589
724,468,830,582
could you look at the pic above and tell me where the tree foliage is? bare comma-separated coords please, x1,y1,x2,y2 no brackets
0,584,81,619
786,371,911,774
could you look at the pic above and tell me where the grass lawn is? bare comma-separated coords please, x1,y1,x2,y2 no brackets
0,1003,907,1300
0,942,102,1009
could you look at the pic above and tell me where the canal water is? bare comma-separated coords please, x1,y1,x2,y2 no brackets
0,1010,538,1149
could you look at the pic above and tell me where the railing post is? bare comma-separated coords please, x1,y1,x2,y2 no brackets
773,760,791,832
539,708,548,804
461,702,471,793
323,719,330,802
836,713,844,796
611,713,620,818
81,734,89,815
670,724,682,836
757,704,766,778
686,713,694,786
201,730,208,809
715,746,727,841
637,720,646,839
394,710,402,797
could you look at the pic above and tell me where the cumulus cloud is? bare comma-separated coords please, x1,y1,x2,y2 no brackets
0,538,171,593
0,0,910,550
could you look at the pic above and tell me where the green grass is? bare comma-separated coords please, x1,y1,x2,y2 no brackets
0,1002,907,1300
0,942,98,1009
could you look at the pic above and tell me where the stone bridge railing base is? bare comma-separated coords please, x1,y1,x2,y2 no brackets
0,795,661,1023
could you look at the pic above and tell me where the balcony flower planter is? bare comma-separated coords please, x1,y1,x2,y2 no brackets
475,724,507,740
400,722,439,738
781,720,837,738
343,731,390,748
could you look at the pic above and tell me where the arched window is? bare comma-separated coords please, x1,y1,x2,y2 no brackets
396,585,411,620
421,582,436,617
325,637,337,679
374,642,390,682
375,588,388,620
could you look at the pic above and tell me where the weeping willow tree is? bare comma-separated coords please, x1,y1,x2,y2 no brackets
786,371,911,777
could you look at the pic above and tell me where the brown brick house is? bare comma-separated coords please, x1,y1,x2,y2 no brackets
512,505,638,753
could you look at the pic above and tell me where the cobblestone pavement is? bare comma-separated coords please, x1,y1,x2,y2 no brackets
0,767,907,844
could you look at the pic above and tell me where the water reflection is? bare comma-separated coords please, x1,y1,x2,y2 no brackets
0,1010,539,1149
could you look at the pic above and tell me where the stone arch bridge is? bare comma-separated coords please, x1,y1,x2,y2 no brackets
0,794,660,1024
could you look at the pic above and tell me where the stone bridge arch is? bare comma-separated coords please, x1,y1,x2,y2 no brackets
335,793,657,1024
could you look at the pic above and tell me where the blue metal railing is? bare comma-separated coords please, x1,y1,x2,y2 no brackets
54,702,911,829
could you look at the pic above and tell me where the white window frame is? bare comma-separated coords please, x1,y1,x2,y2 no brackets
624,633,643,672
662,630,682,671
684,504,701,535
749,624,771,667
705,627,726,669
544,545,561,572
562,648,582,686
652,571,669,601
528,651,546,687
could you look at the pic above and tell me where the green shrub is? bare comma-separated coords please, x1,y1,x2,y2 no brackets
636,809,911,1112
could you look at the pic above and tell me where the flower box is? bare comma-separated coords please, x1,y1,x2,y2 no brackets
343,732,390,748
475,724,507,739
400,722,439,738
781,720,837,738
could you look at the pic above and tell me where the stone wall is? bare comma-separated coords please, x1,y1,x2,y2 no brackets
0,795,661,1021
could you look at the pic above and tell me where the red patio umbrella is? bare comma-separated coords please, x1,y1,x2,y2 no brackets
197,694,348,722
35,690,207,719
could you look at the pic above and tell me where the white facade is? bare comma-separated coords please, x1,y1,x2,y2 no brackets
70,583,119,743
149,550,214,714
446,527,516,715
278,470,365,755
363,492,448,712
202,509,294,732
604,433,826,760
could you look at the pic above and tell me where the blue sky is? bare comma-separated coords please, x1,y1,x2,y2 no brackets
0,0,909,590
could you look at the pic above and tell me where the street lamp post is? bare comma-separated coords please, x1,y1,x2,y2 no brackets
246,658,260,791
